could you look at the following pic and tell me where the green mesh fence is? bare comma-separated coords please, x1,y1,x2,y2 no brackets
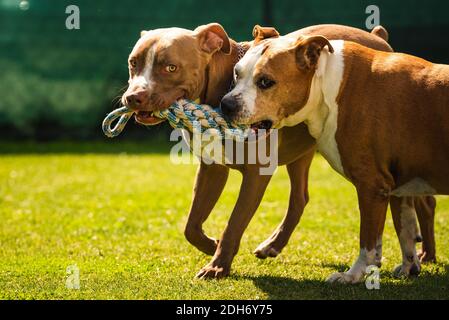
0,0,448,139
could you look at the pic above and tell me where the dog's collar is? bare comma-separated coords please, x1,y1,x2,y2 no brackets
198,42,246,103
235,43,246,63
228,43,246,92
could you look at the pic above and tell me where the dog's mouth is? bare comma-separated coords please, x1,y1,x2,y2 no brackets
250,120,273,134
134,111,166,126
134,92,187,126
242,120,273,141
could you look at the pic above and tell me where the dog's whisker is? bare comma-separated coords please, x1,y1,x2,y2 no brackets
111,85,129,107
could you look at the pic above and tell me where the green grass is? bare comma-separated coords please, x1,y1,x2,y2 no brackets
1,142,448,300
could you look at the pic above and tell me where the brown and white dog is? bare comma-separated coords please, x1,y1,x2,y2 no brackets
121,23,436,279
222,31,447,283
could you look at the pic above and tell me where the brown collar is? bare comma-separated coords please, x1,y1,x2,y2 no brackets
199,64,210,103
235,42,246,63
228,43,246,92
199,42,246,103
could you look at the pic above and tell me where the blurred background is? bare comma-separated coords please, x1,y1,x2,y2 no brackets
1,0,449,141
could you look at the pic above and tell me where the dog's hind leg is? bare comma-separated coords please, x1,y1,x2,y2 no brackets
254,149,314,259
184,162,229,255
414,196,437,263
391,196,422,278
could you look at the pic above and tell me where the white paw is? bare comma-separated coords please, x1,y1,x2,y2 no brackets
326,272,363,284
254,242,280,259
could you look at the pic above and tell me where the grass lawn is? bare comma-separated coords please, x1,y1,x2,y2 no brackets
0,141,448,300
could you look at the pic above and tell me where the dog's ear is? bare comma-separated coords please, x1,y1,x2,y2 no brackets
194,23,231,55
140,30,148,38
252,25,280,44
293,35,334,70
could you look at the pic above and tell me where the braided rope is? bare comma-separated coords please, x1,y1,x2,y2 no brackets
102,99,249,140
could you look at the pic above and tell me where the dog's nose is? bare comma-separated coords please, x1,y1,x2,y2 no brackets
125,90,148,109
220,94,240,117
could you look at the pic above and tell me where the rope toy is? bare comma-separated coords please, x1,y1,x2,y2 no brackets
102,99,249,140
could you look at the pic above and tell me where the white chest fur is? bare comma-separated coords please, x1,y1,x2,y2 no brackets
275,40,347,177
312,40,346,177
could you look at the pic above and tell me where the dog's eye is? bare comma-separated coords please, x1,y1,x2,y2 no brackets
256,77,275,90
129,59,137,69
165,64,178,73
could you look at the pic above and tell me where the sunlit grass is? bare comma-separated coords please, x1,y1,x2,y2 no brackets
0,142,448,299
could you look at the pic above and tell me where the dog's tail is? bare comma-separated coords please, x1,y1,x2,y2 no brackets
371,25,389,42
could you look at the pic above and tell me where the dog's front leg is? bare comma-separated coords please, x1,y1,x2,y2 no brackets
327,183,389,284
184,162,229,255
196,167,272,279
254,150,314,259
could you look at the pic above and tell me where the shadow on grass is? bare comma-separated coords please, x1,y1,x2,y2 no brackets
319,262,351,273
238,264,449,300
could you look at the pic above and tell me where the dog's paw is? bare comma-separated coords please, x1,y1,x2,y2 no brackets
392,262,421,279
254,241,281,259
326,272,363,284
195,264,230,280
418,251,436,264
